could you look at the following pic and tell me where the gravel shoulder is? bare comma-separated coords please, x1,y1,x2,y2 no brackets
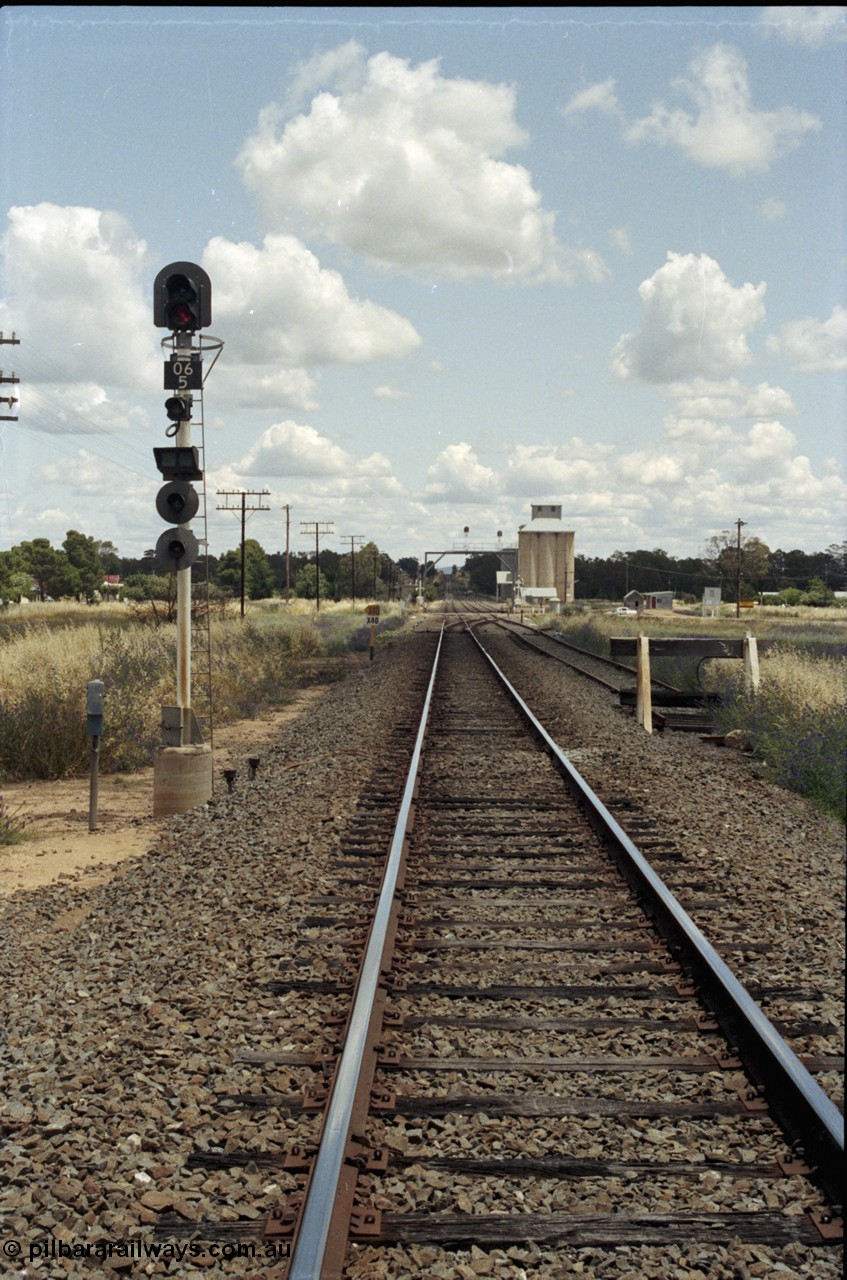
0,686,332,897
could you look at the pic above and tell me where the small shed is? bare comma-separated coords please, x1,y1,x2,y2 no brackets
624,590,674,611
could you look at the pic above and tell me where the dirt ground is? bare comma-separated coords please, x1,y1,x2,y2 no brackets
0,687,329,899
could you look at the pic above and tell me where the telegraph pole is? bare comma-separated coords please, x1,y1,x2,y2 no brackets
0,333,21,422
300,520,335,612
282,503,292,601
340,534,364,603
217,489,271,616
735,518,746,619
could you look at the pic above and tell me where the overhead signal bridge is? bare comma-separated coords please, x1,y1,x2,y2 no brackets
424,541,515,566
420,542,518,604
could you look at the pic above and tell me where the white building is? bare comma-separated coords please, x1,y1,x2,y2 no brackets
517,504,575,604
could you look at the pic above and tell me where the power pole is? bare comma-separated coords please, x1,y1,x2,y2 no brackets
217,489,271,617
735,518,746,619
300,520,335,612
282,503,292,601
0,332,21,422
340,534,364,603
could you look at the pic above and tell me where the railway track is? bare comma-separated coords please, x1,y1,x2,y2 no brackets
444,595,718,732
157,623,842,1277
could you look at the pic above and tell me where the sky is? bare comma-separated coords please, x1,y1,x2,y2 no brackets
0,6,845,567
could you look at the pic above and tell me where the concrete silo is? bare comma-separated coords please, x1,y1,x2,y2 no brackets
517,504,575,605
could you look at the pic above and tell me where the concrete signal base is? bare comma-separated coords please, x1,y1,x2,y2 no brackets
153,745,213,817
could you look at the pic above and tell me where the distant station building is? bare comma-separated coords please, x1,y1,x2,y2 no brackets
495,570,514,602
624,589,674,611
517,504,575,605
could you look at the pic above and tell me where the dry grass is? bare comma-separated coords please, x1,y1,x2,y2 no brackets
0,604,408,780
709,647,846,821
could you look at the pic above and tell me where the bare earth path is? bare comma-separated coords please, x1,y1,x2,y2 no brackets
0,686,328,897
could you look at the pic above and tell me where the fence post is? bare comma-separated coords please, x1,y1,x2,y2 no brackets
86,680,104,832
636,634,652,734
744,631,760,694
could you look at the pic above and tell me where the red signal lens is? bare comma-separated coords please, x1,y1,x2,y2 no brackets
169,302,194,328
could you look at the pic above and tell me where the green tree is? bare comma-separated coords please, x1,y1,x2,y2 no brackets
244,539,274,599
800,577,837,607
63,530,104,600
702,531,771,601
215,539,274,601
123,573,177,624
95,539,122,576
215,549,241,597
294,562,331,600
18,538,80,600
397,556,419,580
0,547,26,600
464,552,498,595
356,541,389,599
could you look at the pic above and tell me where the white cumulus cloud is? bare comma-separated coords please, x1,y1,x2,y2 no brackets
503,441,613,495
611,252,767,384
235,420,363,478
21,382,151,437
199,232,421,412
425,443,498,501
766,306,847,372
237,44,606,284
41,448,139,495
204,234,421,368
665,378,797,423
562,79,621,118
0,203,157,391
625,44,820,174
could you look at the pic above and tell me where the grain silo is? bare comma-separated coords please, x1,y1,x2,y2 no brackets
517,504,575,604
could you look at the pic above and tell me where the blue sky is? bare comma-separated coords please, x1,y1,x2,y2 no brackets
1,6,845,564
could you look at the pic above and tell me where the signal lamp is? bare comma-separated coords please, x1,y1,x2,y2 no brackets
153,261,212,332
165,395,192,422
153,445,203,481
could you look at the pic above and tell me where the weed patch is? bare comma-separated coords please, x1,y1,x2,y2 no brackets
710,649,846,822
0,792,29,844
0,606,410,780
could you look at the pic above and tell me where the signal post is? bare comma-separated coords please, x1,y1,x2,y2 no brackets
151,263,215,817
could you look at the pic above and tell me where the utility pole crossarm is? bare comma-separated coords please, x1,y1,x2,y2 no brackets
1,336,22,421
340,534,365,604
300,519,336,612
217,488,271,617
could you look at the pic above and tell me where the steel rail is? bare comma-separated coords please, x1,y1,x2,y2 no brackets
286,625,445,1280
493,616,681,692
466,622,844,1206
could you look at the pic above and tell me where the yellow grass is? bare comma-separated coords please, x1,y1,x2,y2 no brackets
755,647,846,714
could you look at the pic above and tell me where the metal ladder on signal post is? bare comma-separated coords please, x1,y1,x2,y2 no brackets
189,379,214,750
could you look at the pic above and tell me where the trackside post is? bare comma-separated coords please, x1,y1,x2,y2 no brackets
364,603,380,662
86,679,104,831
636,634,652,734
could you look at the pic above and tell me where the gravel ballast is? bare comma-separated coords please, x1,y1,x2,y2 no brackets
0,618,842,1279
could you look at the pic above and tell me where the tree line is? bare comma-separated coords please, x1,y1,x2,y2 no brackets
464,534,847,606
0,533,421,605
2,529,844,608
